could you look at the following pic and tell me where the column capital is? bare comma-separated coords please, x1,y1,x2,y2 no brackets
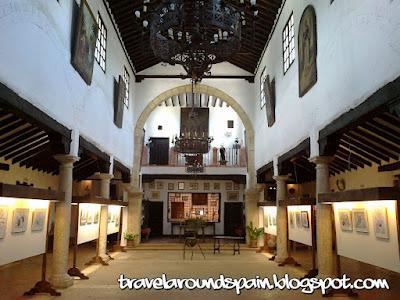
94,172,114,180
273,175,290,182
54,154,79,165
310,156,333,165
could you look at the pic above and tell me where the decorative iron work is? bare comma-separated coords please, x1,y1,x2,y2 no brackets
134,0,258,81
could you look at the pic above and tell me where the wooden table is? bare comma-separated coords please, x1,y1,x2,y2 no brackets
213,236,244,255
171,222,216,239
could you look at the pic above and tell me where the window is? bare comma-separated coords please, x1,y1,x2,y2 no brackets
94,13,107,71
260,67,267,108
283,13,295,74
227,120,234,129
122,67,130,108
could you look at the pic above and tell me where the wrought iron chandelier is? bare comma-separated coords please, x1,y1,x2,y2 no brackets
134,0,258,82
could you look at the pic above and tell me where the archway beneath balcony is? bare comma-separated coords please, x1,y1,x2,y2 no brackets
131,84,256,189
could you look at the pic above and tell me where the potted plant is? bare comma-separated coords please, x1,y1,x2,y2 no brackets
124,232,139,247
246,222,264,248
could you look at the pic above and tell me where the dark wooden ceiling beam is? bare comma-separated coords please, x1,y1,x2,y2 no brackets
10,141,49,163
341,137,389,162
335,151,365,168
345,132,397,160
353,127,400,154
337,146,373,167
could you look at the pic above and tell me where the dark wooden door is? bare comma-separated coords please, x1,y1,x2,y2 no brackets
148,201,163,237
224,202,244,236
149,137,169,165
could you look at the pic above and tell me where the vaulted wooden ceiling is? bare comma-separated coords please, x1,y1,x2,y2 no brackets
105,0,283,74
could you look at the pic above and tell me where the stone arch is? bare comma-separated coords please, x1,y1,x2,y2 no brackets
131,84,256,188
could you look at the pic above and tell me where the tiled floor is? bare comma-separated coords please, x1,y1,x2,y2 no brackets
1,241,399,300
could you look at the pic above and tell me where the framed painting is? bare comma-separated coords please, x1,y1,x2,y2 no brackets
151,191,160,200
189,182,198,191
86,211,93,225
0,207,8,239
178,182,185,190
353,208,369,234
272,215,276,226
295,211,301,228
301,211,309,228
233,183,240,190
225,182,233,190
289,211,294,228
114,76,126,128
31,209,46,231
298,5,317,97
338,210,352,232
168,183,174,190
264,74,276,127
156,181,164,190
71,0,99,85
12,208,29,233
227,191,239,201
263,212,268,228
149,181,155,189
203,182,210,190
80,209,87,226
213,182,220,190
373,207,389,239
93,211,99,224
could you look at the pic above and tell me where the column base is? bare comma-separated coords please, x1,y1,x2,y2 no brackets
110,244,127,252
67,267,89,280
276,256,301,267
50,273,74,289
85,255,109,266
24,280,61,297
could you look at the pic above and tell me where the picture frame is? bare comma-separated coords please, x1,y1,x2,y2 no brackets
31,209,46,232
0,207,9,239
150,191,160,200
213,182,220,190
373,207,389,239
227,191,239,201
289,211,294,228
178,182,185,190
301,211,309,228
93,211,99,224
149,181,155,189
156,181,164,189
295,211,301,228
338,210,353,232
12,208,29,233
272,215,276,226
80,209,87,226
168,183,174,190
353,208,369,234
189,182,198,190
114,76,126,128
233,183,240,190
86,211,93,225
263,211,268,228
203,182,210,190
225,182,233,190
71,0,99,85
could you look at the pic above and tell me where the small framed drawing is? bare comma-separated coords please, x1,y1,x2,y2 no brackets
272,215,276,226
168,183,174,190
93,211,99,224
86,211,93,225
31,209,46,231
0,207,9,238
189,182,198,190
373,207,389,239
301,211,309,228
156,181,164,189
263,212,268,228
149,181,155,189
338,210,352,232
227,191,239,201
108,211,112,223
203,182,210,190
353,209,369,234
268,214,272,226
12,208,29,233
289,211,294,228
178,182,185,190
213,182,220,190
295,211,301,228
233,183,240,190
150,191,160,200
225,182,233,190
80,209,87,225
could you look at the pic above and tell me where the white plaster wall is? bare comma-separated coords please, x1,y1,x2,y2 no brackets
0,198,49,266
77,203,100,245
333,200,400,273
254,0,400,169
143,179,244,236
0,0,134,167
144,105,245,147
287,205,312,246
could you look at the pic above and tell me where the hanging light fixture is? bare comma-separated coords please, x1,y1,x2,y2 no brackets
134,0,258,82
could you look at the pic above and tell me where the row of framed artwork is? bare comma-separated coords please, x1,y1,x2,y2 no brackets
289,211,310,229
148,181,241,191
149,190,240,202
337,207,390,240
79,209,120,227
0,207,46,239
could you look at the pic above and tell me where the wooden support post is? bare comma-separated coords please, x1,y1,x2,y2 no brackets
68,203,89,279
24,204,61,296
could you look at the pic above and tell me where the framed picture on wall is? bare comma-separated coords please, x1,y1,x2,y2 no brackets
301,211,309,228
373,207,389,239
80,209,87,225
272,215,276,226
31,209,46,231
168,183,174,190
149,181,155,189
233,183,240,190
263,212,268,228
213,182,220,190
189,182,198,190
289,211,294,228
156,181,164,189
0,207,9,239
178,182,185,190
225,182,233,190
204,182,210,190
93,211,99,224
295,211,301,228
338,210,353,232
227,191,239,201
11,208,29,233
353,209,369,234
151,191,160,200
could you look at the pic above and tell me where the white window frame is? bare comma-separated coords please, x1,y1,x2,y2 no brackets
123,67,130,108
260,67,267,108
94,13,107,72
283,13,295,74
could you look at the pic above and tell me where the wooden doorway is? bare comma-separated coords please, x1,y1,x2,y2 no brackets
148,201,164,237
224,202,244,236
149,137,169,165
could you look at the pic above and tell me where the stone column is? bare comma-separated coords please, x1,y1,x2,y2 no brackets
51,154,79,289
244,187,261,245
123,184,143,245
311,156,334,278
98,173,113,259
273,175,290,263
